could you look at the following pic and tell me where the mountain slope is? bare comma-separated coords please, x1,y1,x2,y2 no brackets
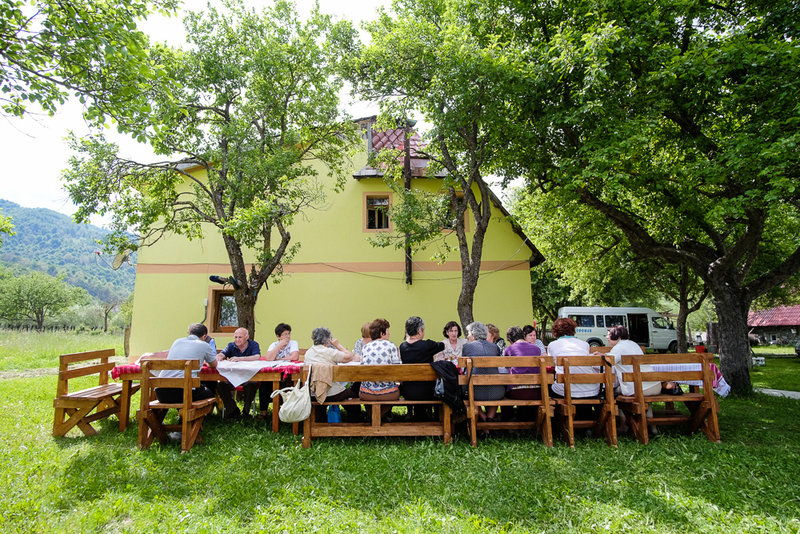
0,199,135,299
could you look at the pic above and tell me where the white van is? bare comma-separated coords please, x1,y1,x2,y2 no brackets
556,306,678,352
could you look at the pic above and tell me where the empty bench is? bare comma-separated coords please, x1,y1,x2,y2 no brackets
300,364,452,448
53,349,138,437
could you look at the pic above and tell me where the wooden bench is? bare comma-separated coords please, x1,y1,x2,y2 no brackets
53,349,136,437
461,356,554,447
553,354,617,447
136,359,217,453
616,353,720,444
300,364,452,448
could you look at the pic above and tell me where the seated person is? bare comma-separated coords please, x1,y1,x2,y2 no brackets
437,320,465,364
463,321,503,422
523,324,547,354
265,322,300,361
359,318,401,419
548,317,598,419
156,323,218,404
215,327,262,419
503,326,542,400
353,322,371,358
254,322,300,421
399,316,445,421
487,323,506,352
607,325,661,396
304,327,357,421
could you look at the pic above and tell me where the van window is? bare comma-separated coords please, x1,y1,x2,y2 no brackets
652,316,670,329
569,314,595,327
605,315,625,327
596,315,605,327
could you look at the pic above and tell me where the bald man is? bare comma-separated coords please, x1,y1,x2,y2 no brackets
216,327,262,419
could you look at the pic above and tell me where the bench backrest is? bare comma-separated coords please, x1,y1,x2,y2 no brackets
301,363,438,382
620,353,713,386
555,354,615,399
465,356,553,387
56,349,116,397
140,359,202,411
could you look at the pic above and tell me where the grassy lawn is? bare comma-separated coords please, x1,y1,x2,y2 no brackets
752,345,796,355
2,331,799,532
1,375,798,533
750,356,800,391
0,329,126,371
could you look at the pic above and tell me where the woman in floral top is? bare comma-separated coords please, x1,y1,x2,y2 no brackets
359,318,401,418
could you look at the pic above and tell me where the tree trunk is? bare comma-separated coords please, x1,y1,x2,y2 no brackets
712,285,752,395
234,289,258,339
457,267,478,330
676,308,688,353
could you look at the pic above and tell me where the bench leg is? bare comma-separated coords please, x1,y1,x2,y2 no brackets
53,403,101,437
119,381,133,432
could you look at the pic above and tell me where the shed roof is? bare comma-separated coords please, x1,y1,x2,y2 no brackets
748,305,800,327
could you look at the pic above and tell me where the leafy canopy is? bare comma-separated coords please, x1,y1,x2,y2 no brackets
0,0,178,121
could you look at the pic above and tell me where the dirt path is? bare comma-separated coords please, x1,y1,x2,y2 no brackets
0,368,59,379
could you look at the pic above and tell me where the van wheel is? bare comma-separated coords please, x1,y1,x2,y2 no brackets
588,339,603,348
668,341,678,353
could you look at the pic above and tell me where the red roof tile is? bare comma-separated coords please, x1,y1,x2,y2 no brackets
371,128,424,155
748,305,800,327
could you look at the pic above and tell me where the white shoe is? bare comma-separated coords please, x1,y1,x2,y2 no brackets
168,431,182,441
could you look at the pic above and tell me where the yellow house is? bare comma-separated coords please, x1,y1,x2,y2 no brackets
128,118,536,357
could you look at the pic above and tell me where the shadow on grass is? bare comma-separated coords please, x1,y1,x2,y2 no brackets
46,395,800,531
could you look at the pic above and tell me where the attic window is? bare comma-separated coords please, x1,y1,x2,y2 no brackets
364,193,392,231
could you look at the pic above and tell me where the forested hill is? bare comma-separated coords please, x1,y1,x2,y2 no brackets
0,199,135,299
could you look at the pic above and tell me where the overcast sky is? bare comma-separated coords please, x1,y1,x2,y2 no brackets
0,0,390,223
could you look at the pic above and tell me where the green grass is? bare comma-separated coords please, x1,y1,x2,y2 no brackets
750,356,800,391
0,328,126,371
2,332,800,531
2,375,799,532
752,345,796,355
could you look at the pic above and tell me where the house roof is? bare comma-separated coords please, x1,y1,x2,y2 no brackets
748,305,800,327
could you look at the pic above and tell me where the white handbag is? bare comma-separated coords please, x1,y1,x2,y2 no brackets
270,365,312,423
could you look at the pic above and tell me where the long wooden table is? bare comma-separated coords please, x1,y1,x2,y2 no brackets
115,362,298,433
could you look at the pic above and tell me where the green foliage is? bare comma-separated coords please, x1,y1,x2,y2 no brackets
0,0,178,120
63,0,360,336
496,0,800,394
0,271,90,330
0,199,135,300
0,208,13,246
350,0,539,325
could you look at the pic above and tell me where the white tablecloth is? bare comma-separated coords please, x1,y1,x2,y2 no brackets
216,360,277,387
652,363,730,396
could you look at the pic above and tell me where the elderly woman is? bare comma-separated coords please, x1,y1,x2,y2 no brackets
399,316,445,420
437,320,466,364
304,327,356,420
463,321,503,421
359,318,401,419
548,318,599,404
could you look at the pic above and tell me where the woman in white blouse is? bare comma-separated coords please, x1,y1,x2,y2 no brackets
437,320,465,365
